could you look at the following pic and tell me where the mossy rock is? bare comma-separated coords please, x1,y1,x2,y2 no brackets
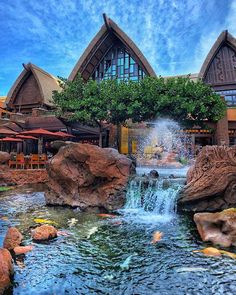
0,187,14,192
222,208,236,215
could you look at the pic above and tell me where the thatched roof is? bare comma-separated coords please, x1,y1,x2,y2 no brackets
25,116,66,131
5,63,62,109
69,14,156,81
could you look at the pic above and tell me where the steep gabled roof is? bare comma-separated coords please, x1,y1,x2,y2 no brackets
69,14,156,81
5,63,62,108
199,30,236,79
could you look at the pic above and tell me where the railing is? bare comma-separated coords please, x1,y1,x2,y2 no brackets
9,153,48,169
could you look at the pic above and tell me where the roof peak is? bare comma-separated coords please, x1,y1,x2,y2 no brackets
69,13,156,80
103,13,111,30
199,30,236,79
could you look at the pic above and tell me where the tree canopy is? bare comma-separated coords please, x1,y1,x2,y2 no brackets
53,74,226,145
137,76,226,126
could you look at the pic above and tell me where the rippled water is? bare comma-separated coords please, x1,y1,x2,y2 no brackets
1,185,236,295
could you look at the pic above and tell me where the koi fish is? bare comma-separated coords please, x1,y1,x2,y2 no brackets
111,220,122,226
87,226,98,239
193,247,221,257
67,218,78,227
14,245,34,255
151,231,163,244
193,247,236,259
97,214,117,218
103,274,114,280
34,218,58,225
0,216,9,221
176,267,208,273
57,231,70,237
119,253,137,271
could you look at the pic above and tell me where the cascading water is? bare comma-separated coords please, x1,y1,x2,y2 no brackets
121,118,189,223
123,178,182,223
136,118,193,167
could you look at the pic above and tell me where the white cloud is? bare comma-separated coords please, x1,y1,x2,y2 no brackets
0,0,234,94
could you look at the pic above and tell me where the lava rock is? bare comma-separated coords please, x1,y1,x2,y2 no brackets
179,146,236,211
31,225,58,241
194,208,236,247
0,248,14,294
13,245,34,255
3,227,23,251
149,170,159,179
0,152,10,164
162,179,171,190
45,143,133,211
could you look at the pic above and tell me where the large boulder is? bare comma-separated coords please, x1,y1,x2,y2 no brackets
0,248,14,294
31,225,57,241
0,152,10,164
45,143,133,211
3,227,23,251
194,209,236,247
179,146,236,211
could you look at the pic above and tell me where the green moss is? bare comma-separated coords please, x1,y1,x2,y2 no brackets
222,208,236,215
0,186,14,192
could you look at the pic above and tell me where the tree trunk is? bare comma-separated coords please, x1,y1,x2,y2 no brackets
116,124,121,152
95,120,103,148
98,125,103,148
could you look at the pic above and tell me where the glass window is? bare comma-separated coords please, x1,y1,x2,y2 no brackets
216,90,236,106
92,44,146,82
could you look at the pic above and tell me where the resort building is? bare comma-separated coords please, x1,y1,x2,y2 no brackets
1,14,236,155
68,15,236,153
2,63,107,148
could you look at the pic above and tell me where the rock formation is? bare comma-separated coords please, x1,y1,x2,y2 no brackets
179,146,236,211
45,143,133,211
194,209,236,247
0,152,10,164
3,227,23,251
0,248,14,294
31,225,58,241
13,246,34,255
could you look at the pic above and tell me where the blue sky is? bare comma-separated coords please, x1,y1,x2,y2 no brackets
0,0,235,95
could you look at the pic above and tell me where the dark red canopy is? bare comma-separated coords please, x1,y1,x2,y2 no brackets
0,137,23,142
20,128,62,138
53,131,75,138
16,135,38,140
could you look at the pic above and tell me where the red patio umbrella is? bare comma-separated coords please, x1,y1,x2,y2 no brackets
53,131,75,138
20,128,61,137
16,135,38,140
0,137,23,142
0,137,23,154
19,128,63,154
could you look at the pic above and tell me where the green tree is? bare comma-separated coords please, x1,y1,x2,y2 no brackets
139,76,226,127
53,75,141,147
53,74,226,148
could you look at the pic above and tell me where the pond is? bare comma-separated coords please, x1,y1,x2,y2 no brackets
1,184,236,295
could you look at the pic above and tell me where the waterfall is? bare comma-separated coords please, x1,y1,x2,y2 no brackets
124,178,182,221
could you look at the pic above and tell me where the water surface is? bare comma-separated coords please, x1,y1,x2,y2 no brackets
1,185,236,295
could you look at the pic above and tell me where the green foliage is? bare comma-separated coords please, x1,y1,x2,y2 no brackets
0,186,13,192
53,74,226,129
138,76,226,127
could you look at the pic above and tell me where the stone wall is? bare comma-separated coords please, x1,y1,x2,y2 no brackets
0,168,48,186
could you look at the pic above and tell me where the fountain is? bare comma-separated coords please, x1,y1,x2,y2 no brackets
136,118,192,169
122,177,182,223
